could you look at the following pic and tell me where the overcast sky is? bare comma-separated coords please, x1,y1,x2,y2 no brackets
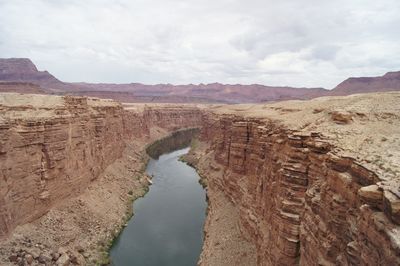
0,0,399,88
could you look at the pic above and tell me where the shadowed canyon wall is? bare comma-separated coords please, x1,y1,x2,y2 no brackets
146,128,199,159
0,95,203,239
196,113,400,265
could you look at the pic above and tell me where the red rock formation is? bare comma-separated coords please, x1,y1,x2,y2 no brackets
1,91,399,265
0,94,203,239
197,114,400,265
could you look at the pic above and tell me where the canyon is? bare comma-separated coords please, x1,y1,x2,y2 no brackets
187,92,400,265
0,91,399,265
0,94,204,265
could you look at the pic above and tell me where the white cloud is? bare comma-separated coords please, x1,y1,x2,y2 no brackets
0,0,399,88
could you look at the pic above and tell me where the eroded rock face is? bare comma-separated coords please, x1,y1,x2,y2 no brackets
0,96,126,238
0,94,204,239
197,113,400,265
1,91,399,265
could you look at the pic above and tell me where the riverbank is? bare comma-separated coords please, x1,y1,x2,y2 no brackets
0,94,204,265
110,147,207,265
0,129,202,265
0,127,205,265
186,92,400,265
0,137,152,265
182,141,257,266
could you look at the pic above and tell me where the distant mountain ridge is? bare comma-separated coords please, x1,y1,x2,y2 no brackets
331,71,400,95
0,58,399,103
0,58,64,91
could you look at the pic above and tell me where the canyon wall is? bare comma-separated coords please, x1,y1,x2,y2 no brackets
0,94,203,239
196,108,400,265
1,91,399,265
146,128,199,159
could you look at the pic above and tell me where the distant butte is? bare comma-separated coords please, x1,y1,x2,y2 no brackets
1,58,400,103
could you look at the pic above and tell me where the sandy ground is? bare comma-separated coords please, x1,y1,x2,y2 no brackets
209,92,400,183
183,142,257,266
0,93,121,121
199,188,257,266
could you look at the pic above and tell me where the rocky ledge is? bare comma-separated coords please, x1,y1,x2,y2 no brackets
189,92,400,265
0,93,204,265
1,91,399,265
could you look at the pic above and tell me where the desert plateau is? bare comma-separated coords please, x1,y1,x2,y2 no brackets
1,1,400,265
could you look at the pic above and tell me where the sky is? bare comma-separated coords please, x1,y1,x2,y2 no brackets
0,0,399,89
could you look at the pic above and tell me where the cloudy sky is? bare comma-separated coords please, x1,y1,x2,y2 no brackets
0,0,399,88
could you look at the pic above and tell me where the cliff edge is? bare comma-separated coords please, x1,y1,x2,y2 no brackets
190,92,400,265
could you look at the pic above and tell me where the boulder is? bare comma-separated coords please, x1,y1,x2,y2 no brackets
56,253,70,266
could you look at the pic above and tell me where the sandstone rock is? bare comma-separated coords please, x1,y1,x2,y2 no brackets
196,111,400,265
8,254,18,262
38,253,52,264
51,251,61,261
305,140,331,153
75,245,84,253
56,253,70,266
28,247,40,259
383,190,400,224
0,94,204,238
331,111,353,124
25,254,33,264
1,90,400,266
358,185,383,208
57,247,67,255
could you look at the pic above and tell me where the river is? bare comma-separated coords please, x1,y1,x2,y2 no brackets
110,147,207,266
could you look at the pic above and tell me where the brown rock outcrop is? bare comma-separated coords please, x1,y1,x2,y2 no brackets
193,92,400,265
0,94,204,239
1,91,399,266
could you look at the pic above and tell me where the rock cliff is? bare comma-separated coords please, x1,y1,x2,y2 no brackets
191,92,400,265
0,94,204,240
1,91,399,265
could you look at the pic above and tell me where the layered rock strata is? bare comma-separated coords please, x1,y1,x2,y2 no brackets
192,93,400,265
146,128,199,158
0,94,203,240
1,91,399,266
